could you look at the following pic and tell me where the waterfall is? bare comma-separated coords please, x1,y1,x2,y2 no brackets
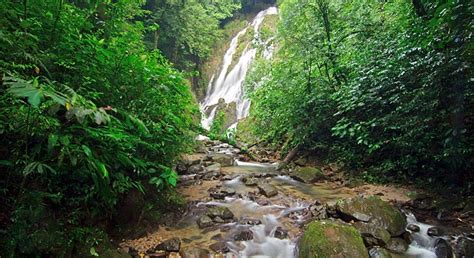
201,7,278,130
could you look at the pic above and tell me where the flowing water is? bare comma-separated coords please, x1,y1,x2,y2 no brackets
201,7,278,130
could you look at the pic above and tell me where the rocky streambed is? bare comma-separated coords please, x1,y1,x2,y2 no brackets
119,139,474,258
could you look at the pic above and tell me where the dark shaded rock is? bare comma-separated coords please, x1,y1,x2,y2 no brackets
209,242,229,253
354,221,391,247
407,224,420,232
411,196,437,210
298,220,369,258
207,153,234,167
434,238,453,258
207,206,234,220
155,237,181,252
368,247,393,258
310,205,328,220
188,164,204,174
427,226,443,237
385,238,408,254
291,167,325,184
176,162,188,174
197,215,213,229
455,236,474,258
274,227,288,239
102,248,132,258
258,183,278,197
234,229,254,241
209,187,235,199
242,176,259,186
336,196,407,236
180,247,210,258
402,231,412,244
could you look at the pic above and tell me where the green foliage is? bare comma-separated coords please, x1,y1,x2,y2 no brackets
0,0,199,255
246,0,473,188
209,110,226,140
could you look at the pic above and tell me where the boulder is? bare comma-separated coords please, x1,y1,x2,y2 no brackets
455,236,474,258
427,226,443,237
274,226,289,239
406,224,420,232
309,204,328,220
434,238,454,258
209,186,235,199
234,229,254,241
197,215,213,229
298,220,369,258
258,183,278,197
291,167,325,184
385,238,408,254
336,196,407,236
206,206,234,220
368,247,393,258
242,176,259,186
155,237,181,252
207,153,234,167
204,163,221,173
354,221,391,247
209,242,229,253
188,164,204,174
179,247,210,258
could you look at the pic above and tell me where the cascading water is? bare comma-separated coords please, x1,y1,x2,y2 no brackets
201,7,278,130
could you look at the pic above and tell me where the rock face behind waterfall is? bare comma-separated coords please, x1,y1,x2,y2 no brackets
205,98,237,130
298,220,369,258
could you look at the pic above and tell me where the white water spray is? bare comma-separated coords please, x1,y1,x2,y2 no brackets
201,7,278,130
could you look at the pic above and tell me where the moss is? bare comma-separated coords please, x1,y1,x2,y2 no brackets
298,220,369,258
236,116,260,145
291,167,325,183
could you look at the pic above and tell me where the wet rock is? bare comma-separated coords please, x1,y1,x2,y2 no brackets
176,162,188,174
213,216,224,223
410,196,437,210
234,229,254,241
242,176,259,186
309,204,328,220
258,183,278,197
354,221,391,247
368,247,393,258
209,242,229,253
155,237,181,252
434,238,454,258
336,196,407,236
188,164,204,174
385,238,408,254
209,187,235,199
427,226,443,237
455,236,474,258
206,207,234,220
207,153,234,167
204,163,221,173
291,167,325,184
401,231,412,244
298,220,368,258
180,247,210,258
406,224,420,232
202,171,221,180
197,215,213,228
274,227,288,239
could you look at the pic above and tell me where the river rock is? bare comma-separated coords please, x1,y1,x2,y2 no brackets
188,164,204,174
207,153,234,167
336,196,407,236
368,247,393,258
206,206,234,220
354,221,391,246
239,217,261,225
155,237,181,252
179,247,210,258
455,236,474,258
385,238,408,254
197,215,213,228
209,242,229,253
427,226,443,237
298,220,369,258
242,176,259,186
309,204,328,220
204,163,221,173
290,167,325,184
434,238,454,258
406,224,420,232
234,229,253,241
258,183,278,197
209,186,235,199
274,226,288,239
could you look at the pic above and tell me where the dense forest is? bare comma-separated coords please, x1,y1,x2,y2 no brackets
0,0,472,257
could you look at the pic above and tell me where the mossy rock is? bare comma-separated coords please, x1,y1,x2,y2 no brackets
336,196,407,236
298,220,369,258
291,167,325,183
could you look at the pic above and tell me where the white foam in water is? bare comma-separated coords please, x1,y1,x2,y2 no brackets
235,159,277,168
405,212,438,257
